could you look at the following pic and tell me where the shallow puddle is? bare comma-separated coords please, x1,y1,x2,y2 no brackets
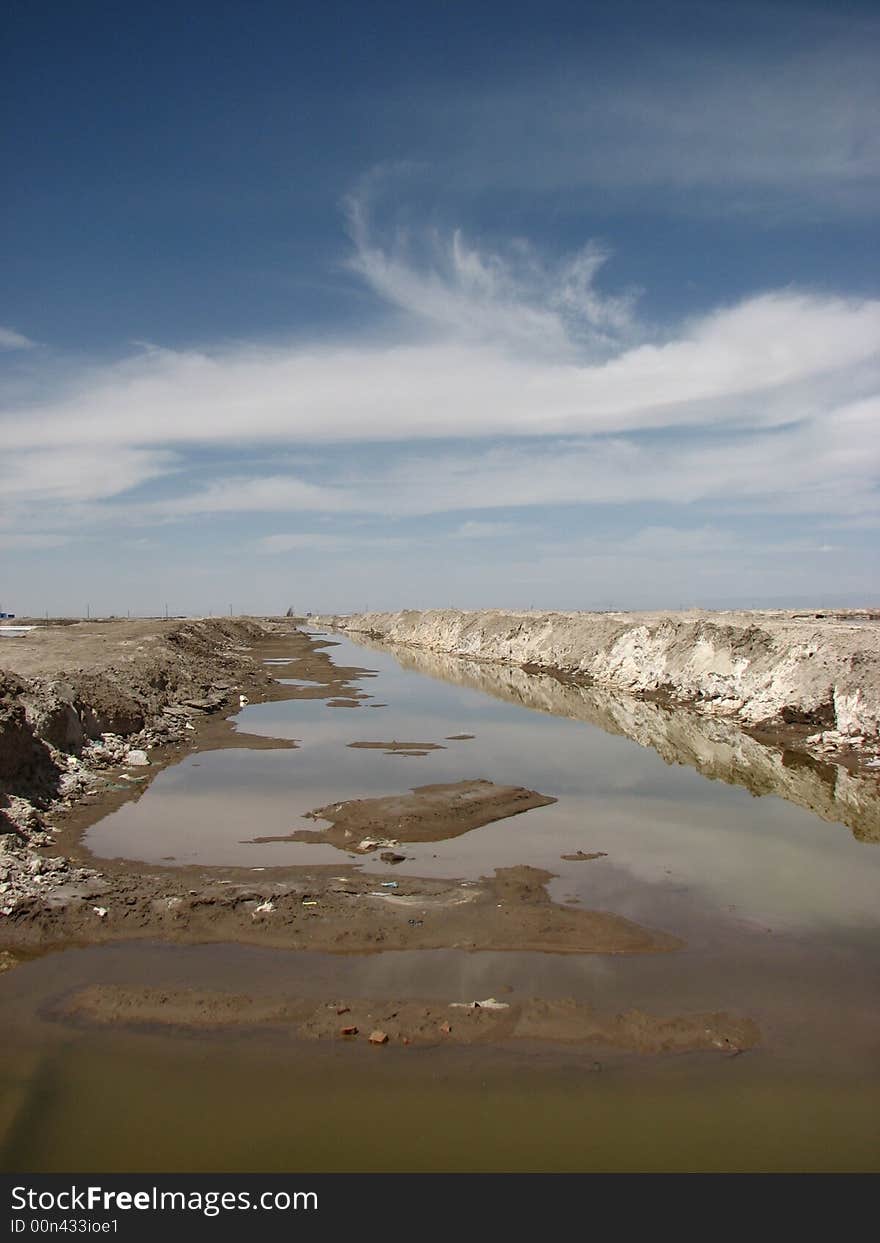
84,634,880,943
2,941,879,1172
7,629,880,1171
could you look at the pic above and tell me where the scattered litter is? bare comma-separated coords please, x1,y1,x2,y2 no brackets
239,695,249,706
185,722,195,731
380,851,407,864
93,906,108,919
336,1006,350,1016
407,918,423,927
379,881,398,888
302,899,318,906
253,900,275,915
440,1020,452,1034
369,1030,389,1045
450,998,510,1011
119,774,147,783
357,837,399,852
339,1025,358,1037
124,750,150,767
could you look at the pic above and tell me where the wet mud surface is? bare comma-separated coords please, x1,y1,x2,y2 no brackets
57,982,758,1054
269,779,557,849
3,619,880,1171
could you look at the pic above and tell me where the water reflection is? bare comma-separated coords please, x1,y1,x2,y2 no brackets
355,636,880,844
82,632,880,939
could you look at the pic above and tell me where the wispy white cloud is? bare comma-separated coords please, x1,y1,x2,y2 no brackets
0,326,36,350
0,533,72,550
346,196,637,356
455,521,519,539
0,215,877,545
256,531,407,554
419,34,880,215
0,446,174,504
1,287,876,462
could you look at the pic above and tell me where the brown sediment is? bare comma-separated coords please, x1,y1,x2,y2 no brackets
55,983,758,1055
446,734,476,740
0,863,680,956
562,850,608,862
253,780,556,849
347,740,446,751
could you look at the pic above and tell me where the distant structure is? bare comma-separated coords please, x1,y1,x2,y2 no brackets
285,607,296,617
0,611,15,619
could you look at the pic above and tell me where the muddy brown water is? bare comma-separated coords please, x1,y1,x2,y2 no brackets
3,632,880,1171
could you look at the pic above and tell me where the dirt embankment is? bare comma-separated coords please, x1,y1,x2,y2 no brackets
0,617,299,912
354,639,880,843
313,609,880,771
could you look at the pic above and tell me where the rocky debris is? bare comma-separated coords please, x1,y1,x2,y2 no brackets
0,616,286,916
562,851,608,862
368,1029,389,1045
315,609,880,768
0,821,101,917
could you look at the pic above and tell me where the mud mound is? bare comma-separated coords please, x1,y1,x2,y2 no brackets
250,780,557,850
58,983,759,1055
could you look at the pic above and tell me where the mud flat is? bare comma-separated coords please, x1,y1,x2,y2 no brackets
0,861,680,957
313,608,880,773
260,779,557,848
57,983,757,1054
0,621,679,966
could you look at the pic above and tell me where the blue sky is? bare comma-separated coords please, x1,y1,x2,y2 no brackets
1,0,878,615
